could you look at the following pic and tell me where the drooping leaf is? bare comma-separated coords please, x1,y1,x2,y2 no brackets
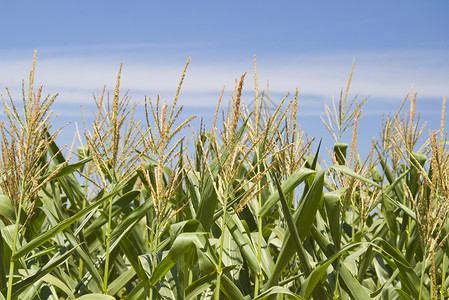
379,239,430,300
265,169,324,289
41,274,76,300
331,165,381,188
254,286,305,300
145,232,205,286
196,117,250,231
76,294,116,300
0,195,15,223
300,243,361,299
324,188,346,250
8,246,77,297
39,158,92,182
310,225,371,300
259,167,315,216
13,177,138,260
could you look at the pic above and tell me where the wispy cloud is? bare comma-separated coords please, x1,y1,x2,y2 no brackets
0,46,447,115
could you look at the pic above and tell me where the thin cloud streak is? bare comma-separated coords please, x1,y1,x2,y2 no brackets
0,48,447,114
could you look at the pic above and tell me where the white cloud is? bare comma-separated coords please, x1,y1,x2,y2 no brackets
0,47,447,115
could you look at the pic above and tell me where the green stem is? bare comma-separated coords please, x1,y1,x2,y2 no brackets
441,254,447,300
419,252,428,300
215,196,228,300
7,215,21,300
149,218,160,300
78,163,91,280
7,180,27,300
254,149,263,298
254,212,263,297
103,194,114,293
352,206,355,242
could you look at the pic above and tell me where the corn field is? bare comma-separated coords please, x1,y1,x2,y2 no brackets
0,52,448,299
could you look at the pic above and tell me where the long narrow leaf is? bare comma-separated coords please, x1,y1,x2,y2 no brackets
265,169,324,289
13,178,137,259
259,168,315,216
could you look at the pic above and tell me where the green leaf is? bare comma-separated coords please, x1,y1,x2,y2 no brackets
274,173,312,276
407,152,426,197
254,286,305,300
107,267,136,296
219,275,246,300
8,246,77,297
126,280,146,300
117,235,146,281
76,294,116,300
58,226,103,292
379,239,430,300
83,190,142,238
221,226,243,281
259,167,315,216
381,194,398,236
395,289,415,300
265,169,324,289
143,227,247,300
333,142,348,165
0,195,15,223
40,158,92,182
108,190,143,239
226,215,261,275
300,243,361,299
249,231,275,279
384,193,415,219
13,177,137,260
379,156,405,199
310,225,371,300
140,250,181,300
41,274,76,300
145,232,205,286
0,229,8,291
331,164,381,188
138,152,173,177
324,188,345,249
196,117,250,231
357,244,375,283
185,266,234,300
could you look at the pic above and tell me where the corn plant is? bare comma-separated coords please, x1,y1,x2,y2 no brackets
0,53,448,300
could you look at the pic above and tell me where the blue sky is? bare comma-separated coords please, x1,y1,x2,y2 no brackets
0,1,448,152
